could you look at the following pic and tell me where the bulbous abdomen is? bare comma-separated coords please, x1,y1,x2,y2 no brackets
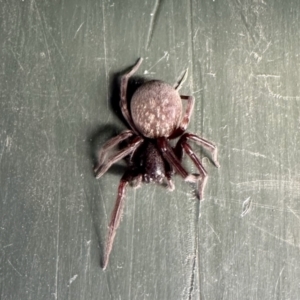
131,80,182,138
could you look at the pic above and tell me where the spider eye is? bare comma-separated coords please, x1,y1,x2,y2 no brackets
143,171,164,184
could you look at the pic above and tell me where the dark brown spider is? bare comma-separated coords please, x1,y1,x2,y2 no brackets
94,58,220,269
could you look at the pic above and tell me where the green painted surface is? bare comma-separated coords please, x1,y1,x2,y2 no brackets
1,1,300,299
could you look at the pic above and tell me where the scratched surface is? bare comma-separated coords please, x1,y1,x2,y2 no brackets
1,1,300,299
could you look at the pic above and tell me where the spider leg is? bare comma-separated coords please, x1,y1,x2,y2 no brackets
94,136,143,179
120,58,143,133
178,140,208,200
179,95,195,132
164,174,175,191
173,68,188,91
157,137,198,182
102,169,143,269
94,130,135,172
169,95,195,139
102,172,129,270
176,133,220,168
164,160,175,191
130,173,142,189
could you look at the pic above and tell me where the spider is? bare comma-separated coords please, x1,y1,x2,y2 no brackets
94,58,220,269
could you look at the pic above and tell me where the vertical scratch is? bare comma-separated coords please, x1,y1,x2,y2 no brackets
274,266,285,295
241,197,252,217
32,0,56,78
146,0,162,49
187,0,195,132
101,2,109,112
188,199,200,300
187,0,199,298
188,254,197,300
10,48,24,71
54,177,61,300
188,0,195,78
128,189,137,300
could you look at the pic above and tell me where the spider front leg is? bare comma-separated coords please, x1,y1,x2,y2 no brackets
120,58,143,133
170,95,195,139
179,95,195,132
94,135,143,179
94,130,135,172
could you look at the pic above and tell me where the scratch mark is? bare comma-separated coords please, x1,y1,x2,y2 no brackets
192,27,200,43
257,77,300,100
95,57,116,62
145,0,162,49
73,22,84,39
68,274,78,286
232,148,267,158
54,177,62,300
41,10,65,62
274,266,285,295
206,222,221,243
287,206,300,222
192,88,203,95
266,84,300,101
32,0,61,104
128,188,139,300
7,260,22,277
241,197,252,217
10,48,24,71
237,201,293,214
250,51,262,63
0,136,11,164
253,74,280,79
262,40,272,55
187,199,201,300
101,1,109,112
252,224,300,249
234,180,300,195
240,12,256,44
206,72,216,77
232,148,290,173
143,51,169,74
84,239,91,277
188,254,196,300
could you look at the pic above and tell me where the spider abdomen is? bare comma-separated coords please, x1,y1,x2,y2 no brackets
131,80,182,138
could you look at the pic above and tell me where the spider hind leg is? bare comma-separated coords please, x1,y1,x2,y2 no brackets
102,170,141,270
175,133,220,199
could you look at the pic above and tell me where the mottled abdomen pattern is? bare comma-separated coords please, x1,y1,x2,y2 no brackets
131,80,182,138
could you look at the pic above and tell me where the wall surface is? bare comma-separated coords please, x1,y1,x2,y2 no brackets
1,1,300,299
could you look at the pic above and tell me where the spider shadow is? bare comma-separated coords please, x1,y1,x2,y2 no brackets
87,61,148,267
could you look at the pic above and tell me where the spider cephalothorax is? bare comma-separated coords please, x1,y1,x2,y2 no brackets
94,58,219,269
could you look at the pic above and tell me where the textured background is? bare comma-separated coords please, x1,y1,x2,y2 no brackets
1,1,300,299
